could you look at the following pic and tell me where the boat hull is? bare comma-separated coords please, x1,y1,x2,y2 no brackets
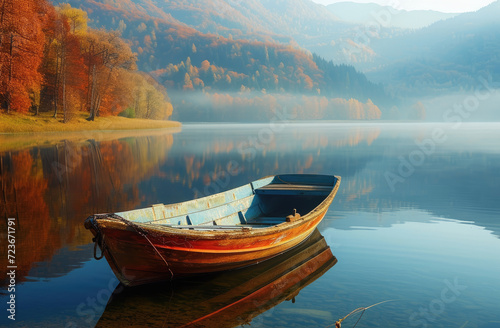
85,174,340,286
88,210,328,286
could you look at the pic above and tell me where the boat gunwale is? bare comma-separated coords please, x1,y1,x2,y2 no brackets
89,174,341,239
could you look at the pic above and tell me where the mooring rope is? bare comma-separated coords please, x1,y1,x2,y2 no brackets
93,234,105,260
88,216,105,260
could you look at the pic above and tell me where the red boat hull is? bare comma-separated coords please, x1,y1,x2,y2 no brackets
89,210,327,286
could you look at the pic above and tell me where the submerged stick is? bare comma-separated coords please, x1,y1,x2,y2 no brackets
328,300,398,328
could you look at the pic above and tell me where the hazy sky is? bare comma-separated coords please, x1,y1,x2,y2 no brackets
311,0,496,13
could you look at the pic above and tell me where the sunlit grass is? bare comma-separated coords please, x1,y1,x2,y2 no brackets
0,111,181,134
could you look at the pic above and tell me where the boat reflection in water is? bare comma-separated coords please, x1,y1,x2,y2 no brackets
97,229,336,327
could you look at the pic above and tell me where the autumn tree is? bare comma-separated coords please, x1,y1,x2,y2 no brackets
126,72,173,120
83,29,137,120
58,4,87,35
0,0,50,113
200,60,210,71
183,72,193,90
51,14,74,120
59,6,88,119
38,5,87,121
365,99,382,120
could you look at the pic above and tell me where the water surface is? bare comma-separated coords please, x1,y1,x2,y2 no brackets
1,123,499,328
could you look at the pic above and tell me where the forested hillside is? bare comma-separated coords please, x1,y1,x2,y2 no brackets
68,0,383,97
64,0,391,121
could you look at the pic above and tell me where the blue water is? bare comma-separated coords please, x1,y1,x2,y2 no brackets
1,123,499,327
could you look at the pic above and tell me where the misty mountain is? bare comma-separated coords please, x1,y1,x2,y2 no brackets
327,2,458,29
364,1,500,94
64,0,392,120
142,0,342,38
73,0,374,63
60,0,500,120
68,0,404,70
75,0,345,42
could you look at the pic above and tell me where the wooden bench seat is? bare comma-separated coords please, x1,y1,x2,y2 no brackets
255,184,332,196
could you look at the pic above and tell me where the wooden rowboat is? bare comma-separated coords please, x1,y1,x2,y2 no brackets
84,174,341,286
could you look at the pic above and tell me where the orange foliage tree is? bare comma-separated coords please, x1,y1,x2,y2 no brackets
1,2,173,121
83,29,137,120
0,0,51,113
43,7,87,121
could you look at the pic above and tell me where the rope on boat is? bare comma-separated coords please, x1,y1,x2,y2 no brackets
87,216,105,260
94,213,175,279
93,235,105,260
326,300,398,328
135,228,174,280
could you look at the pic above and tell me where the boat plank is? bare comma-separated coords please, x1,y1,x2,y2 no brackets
151,195,259,226
257,184,331,190
163,225,274,230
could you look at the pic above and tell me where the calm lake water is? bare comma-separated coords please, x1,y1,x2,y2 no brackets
1,122,499,328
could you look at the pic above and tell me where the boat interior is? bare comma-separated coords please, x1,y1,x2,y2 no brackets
116,175,337,230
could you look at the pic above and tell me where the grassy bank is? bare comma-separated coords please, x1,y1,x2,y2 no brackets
0,127,182,153
0,111,181,134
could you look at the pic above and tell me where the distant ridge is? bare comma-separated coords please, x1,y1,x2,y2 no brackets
327,2,458,29
365,0,500,92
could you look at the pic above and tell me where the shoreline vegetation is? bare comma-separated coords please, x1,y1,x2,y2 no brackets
0,112,181,134
0,112,181,153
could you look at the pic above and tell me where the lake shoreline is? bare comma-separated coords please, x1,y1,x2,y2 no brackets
0,111,181,134
0,126,182,153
